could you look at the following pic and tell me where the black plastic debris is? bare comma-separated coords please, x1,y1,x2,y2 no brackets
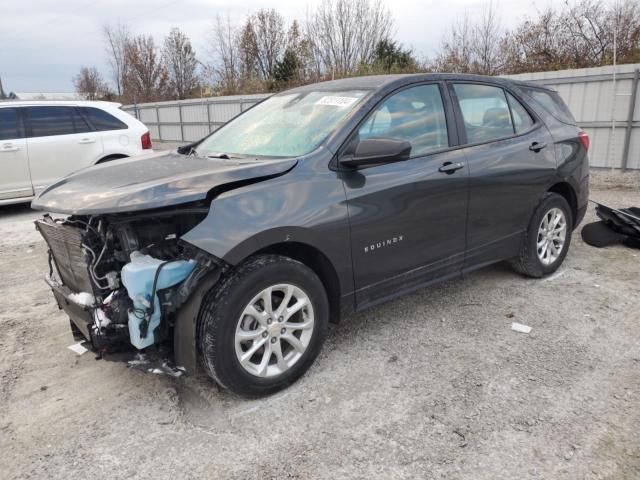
582,201,640,249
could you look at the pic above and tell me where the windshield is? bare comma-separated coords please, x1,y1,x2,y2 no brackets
195,90,369,158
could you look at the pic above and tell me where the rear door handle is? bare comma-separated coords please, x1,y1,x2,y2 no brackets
78,138,96,144
0,143,18,152
438,162,465,174
529,141,547,152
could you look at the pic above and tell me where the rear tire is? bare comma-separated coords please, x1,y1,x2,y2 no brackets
510,193,573,278
198,254,329,397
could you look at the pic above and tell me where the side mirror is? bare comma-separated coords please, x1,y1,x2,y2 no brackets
340,137,412,168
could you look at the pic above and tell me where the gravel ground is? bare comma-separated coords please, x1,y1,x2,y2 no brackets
590,170,640,191
0,186,639,480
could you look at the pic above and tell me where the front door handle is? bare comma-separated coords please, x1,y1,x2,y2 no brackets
438,162,464,174
78,138,96,144
529,141,547,152
0,143,18,152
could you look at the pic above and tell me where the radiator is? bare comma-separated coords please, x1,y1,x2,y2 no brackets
35,217,96,294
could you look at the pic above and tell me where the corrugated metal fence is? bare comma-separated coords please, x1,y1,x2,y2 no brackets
124,64,640,170
122,93,268,145
505,64,640,171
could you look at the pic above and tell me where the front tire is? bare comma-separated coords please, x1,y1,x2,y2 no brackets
510,193,573,278
198,254,329,396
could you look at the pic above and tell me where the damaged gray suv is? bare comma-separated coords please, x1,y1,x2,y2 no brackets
33,74,589,396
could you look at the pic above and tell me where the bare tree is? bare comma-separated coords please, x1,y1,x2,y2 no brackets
306,0,393,77
103,22,130,97
500,0,640,74
432,1,504,75
562,0,610,67
123,35,169,103
505,8,570,72
432,14,474,73
163,28,199,99
561,0,640,66
472,0,503,75
73,66,109,100
207,14,242,94
242,9,287,79
609,0,640,64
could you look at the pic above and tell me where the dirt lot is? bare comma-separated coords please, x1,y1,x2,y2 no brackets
0,183,638,480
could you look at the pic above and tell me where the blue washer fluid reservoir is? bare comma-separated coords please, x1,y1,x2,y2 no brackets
121,251,196,350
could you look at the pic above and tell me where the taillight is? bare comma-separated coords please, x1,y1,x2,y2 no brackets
578,130,589,152
141,131,152,150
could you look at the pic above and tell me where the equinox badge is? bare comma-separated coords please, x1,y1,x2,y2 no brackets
364,235,404,253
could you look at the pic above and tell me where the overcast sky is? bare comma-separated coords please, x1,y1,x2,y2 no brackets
2,0,569,92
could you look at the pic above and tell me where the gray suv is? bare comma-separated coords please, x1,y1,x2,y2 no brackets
33,74,589,396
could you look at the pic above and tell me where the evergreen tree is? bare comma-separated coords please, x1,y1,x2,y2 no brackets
373,39,415,73
273,48,300,84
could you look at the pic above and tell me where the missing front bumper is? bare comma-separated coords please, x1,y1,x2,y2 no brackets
46,275,130,352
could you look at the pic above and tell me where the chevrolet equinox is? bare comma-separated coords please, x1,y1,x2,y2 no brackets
32,74,589,396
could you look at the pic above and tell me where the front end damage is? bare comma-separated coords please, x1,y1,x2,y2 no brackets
36,205,223,373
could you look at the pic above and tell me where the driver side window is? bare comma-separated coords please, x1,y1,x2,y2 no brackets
358,84,449,157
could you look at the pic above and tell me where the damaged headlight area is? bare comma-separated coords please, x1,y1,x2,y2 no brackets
36,205,223,366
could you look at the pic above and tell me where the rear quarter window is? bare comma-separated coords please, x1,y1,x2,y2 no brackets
27,106,91,137
506,92,534,133
520,87,576,125
0,108,24,140
81,107,128,131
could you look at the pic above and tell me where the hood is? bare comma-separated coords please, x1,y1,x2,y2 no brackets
31,152,297,215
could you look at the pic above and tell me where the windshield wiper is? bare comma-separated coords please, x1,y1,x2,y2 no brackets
207,153,242,160
206,152,245,160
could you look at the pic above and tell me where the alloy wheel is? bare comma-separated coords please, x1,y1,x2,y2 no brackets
537,207,567,265
234,284,315,378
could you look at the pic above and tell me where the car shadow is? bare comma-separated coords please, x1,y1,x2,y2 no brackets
0,202,35,218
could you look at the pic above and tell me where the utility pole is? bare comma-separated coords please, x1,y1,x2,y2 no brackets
607,0,619,171
612,3,618,171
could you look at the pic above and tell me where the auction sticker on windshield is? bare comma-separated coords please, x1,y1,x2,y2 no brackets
316,96,359,107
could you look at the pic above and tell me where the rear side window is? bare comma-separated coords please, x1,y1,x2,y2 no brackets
453,84,514,143
358,83,449,157
521,87,576,125
0,108,24,141
506,92,534,133
27,106,91,137
81,107,128,131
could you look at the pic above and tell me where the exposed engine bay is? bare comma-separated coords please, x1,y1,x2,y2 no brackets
35,205,223,370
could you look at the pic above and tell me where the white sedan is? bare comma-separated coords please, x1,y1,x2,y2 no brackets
0,100,153,205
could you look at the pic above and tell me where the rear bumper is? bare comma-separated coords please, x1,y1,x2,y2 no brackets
575,173,589,228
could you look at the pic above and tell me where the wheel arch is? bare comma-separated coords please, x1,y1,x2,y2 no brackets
96,153,128,164
247,241,342,325
548,181,578,227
